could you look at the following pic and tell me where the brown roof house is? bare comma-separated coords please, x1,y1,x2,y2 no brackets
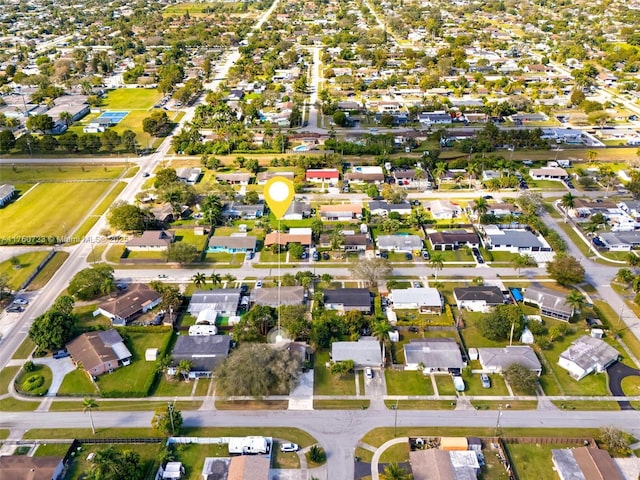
552,447,624,480
228,455,270,480
95,283,162,326
429,230,480,250
66,329,132,377
250,286,306,307
264,228,313,247
0,455,64,480
126,230,174,250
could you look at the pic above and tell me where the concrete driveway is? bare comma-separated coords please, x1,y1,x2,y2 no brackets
608,361,640,410
33,356,75,396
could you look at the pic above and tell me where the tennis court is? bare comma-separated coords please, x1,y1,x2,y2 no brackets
96,111,129,124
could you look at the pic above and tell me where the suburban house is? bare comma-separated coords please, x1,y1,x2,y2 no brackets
319,203,363,221
331,337,382,367
151,204,175,224
558,336,619,380
250,286,305,307
282,201,311,220
477,346,542,375
0,184,16,207
168,334,231,378
345,165,385,184
523,286,573,321
393,169,416,186
264,228,313,247
222,202,264,219
483,225,551,253
256,170,295,185
176,167,201,185
319,231,371,252
188,289,241,316
428,230,480,250
529,167,569,180
453,286,505,312
597,231,640,251
0,455,64,480
368,200,412,216
324,288,373,313
94,283,162,325
567,198,618,219
216,173,251,185
404,338,464,373
207,235,257,254
227,455,270,480
66,329,132,377
305,168,339,183
377,234,423,253
551,447,624,480
418,112,453,125
390,287,443,313
486,202,522,217
424,200,462,220
410,449,480,480
126,230,174,250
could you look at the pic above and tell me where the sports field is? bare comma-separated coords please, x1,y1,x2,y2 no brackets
0,182,112,239
102,88,162,110
0,164,125,183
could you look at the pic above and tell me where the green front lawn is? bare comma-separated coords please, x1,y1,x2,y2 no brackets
64,442,161,480
434,375,457,395
12,337,35,359
173,228,208,251
505,443,571,480
0,251,50,290
153,376,196,397
0,366,20,395
313,351,356,395
15,364,52,397
57,369,98,396
461,370,510,396
94,329,172,397
384,369,434,396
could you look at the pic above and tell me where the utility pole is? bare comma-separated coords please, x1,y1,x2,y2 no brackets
495,404,503,437
168,399,176,436
391,398,399,437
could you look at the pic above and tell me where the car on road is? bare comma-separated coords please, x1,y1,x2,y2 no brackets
142,172,150,177
13,297,28,305
255,280,263,288
53,350,70,359
364,367,373,379
280,442,299,453
6,305,23,313
482,195,493,200
481,373,491,388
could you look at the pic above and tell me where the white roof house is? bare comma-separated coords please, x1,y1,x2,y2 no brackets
331,337,382,367
390,287,443,313
558,335,619,380
424,200,461,220
404,338,464,373
377,234,423,252
529,167,568,180
478,346,542,375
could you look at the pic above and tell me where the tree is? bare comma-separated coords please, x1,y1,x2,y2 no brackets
232,305,276,342
380,184,407,204
143,110,171,137
0,272,9,299
87,446,145,480
504,363,538,395
349,258,392,286
429,252,445,280
560,192,576,220
26,113,54,133
243,190,259,205
565,289,585,316
165,243,199,264
0,130,16,153
68,264,115,300
83,397,99,435
329,228,345,250
598,426,631,456
279,304,310,340
210,273,222,287
192,272,206,288
101,129,121,153
478,304,524,341
381,463,411,480
154,168,179,188
587,110,610,129
215,343,302,397
512,254,536,277
547,255,585,286
152,404,183,436
176,359,193,382
616,268,634,285
201,194,223,227
150,281,182,313
28,301,76,352
329,360,355,378
107,202,150,232
332,110,348,127
288,242,304,260
472,197,489,225
372,320,391,365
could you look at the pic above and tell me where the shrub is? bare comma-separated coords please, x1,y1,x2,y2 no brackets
23,361,35,372
23,374,44,392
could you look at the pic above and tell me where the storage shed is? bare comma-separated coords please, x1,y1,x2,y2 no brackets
440,437,468,451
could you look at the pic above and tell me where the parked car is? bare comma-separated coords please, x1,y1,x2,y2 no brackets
322,252,330,261
481,373,491,388
422,251,430,260
312,251,320,261
240,284,248,294
280,442,299,453
453,375,466,392
412,281,422,288
364,367,373,379
380,251,388,259
255,280,263,288
53,350,70,359
6,305,23,313
13,297,28,305
405,252,413,260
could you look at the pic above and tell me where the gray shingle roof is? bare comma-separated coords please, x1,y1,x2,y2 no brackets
404,338,463,369
453,286,504,304
332,337,381,366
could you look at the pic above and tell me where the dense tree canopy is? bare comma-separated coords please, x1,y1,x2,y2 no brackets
85,446,145,480
107,202,151,232
28,295,76,351
68,264,115,300
478,304,524,341
215,343,302,397
546,255,585,286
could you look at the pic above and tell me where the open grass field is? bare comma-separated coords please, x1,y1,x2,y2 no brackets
103,88,163,110
0,182,113,239
0,164,125,183
505,443,567,480
384,369,434,396
0,251,50,289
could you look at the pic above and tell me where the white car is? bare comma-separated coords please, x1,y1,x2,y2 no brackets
13,298,28,305
255,280,262,288
364,367,373,379
280,442,299,453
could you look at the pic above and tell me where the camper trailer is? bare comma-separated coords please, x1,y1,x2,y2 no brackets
228,436,271,455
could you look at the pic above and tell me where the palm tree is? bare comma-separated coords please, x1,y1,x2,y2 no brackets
429,252,445,280
627,253,640,269
560,192,576,221
83,397,99,435
177,359,193,382
467,161,481,189
512,254,535,278
408,206,428,229
329,228,345,251
381,462,411,480
60,111,73,127
222,273,236,286
210,272,222,287
192,272,206,288
433,161,447,187
372,320,392,366
472,197,489,225
565,289,585,317
616,268,634,286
